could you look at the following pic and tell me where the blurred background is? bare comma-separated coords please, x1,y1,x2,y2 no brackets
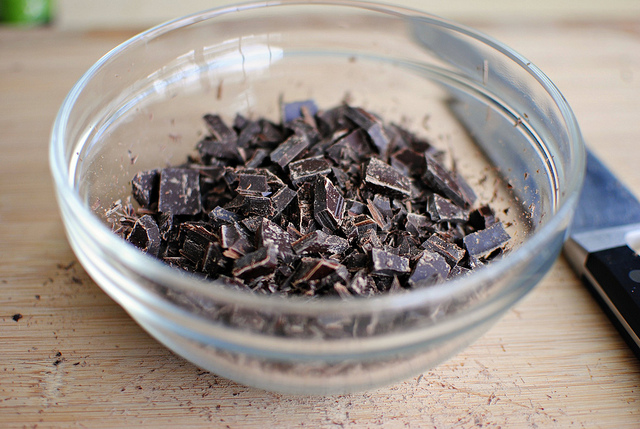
1,0,639,28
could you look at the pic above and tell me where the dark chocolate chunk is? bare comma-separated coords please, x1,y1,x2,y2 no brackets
203,114,238,144
257,218,295,263
197,137,243,163
427,193,469,223
180,222,217,249
344,106,390,155
208,206,241,226
180,237,208,267
237,120,262,148
341,251,369,272
364,158,411,197
422,234,466,265
236,173,270,194
327,129,372,164
390,148,426,177
423,153,472,208
245,148,271,168
348,269,378,296
463,222,510,259
131,169,159,209
225,194,273,217
314,176,345,231
345,199,366,215
286,118,320,146
220,223,254,257
371,248,410,276
269,186,297,219
269,134,310,168
296,182,316,235
408,251,450,287
289,156,332,186
127,215,161,257
292,230,349,255
341,214,377,240
448,265,471,279
292,257,348,285
405,213,433,238
158,168,202,215
202,242,226,274
372,195,393,218
232,246,278,280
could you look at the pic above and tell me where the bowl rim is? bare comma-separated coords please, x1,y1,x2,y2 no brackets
49,0,585,318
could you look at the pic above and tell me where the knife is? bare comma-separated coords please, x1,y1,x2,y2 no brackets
564,149,640,358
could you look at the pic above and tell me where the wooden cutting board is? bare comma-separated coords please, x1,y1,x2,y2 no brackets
1,20,640,428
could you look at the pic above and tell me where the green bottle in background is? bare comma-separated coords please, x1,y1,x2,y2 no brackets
0,0,52,25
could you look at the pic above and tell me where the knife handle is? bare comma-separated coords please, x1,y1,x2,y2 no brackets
584,245,640,357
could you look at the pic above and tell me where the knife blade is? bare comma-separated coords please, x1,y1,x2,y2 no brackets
564,149,640,358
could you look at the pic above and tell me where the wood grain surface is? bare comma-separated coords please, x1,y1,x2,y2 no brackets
2,19,640,428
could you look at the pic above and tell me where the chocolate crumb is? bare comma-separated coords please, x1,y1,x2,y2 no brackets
12,313,23,322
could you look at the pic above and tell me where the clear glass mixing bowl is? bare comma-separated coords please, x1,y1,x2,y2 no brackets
50,0,584,394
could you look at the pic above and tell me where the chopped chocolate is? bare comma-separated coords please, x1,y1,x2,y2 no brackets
292,257,348,285
344,106,390,155
197,136,242,163
390,148,426,177
111,99,512,300
270,186,297,219
232,246,278,280
314,176,345,231
220,223,254,257
408,251,450,287
270,134,309,168
127,215,161,256
371,248,410,276
463,222,510,259
345,199,366,215
341,214,377,240
208,206,241,226
448,265,471,279
427,193,469,223
422,234,466,265
423,153,472,208
405,213,433,238
131,169,159,209
364,158,411,197
245,148,270,168
225,194,273,217
203,114,237,143
236,173,270,194
158,168,202,215
289,156,332,185
349,269,377,296
372,195,393,218
292,230,349,255
256,218,295,263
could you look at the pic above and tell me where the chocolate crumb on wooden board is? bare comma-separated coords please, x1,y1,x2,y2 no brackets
105,99,512,297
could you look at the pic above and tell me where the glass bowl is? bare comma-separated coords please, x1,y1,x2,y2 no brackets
50,0,584,394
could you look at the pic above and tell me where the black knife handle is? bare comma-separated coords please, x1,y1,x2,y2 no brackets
584,245,640,357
